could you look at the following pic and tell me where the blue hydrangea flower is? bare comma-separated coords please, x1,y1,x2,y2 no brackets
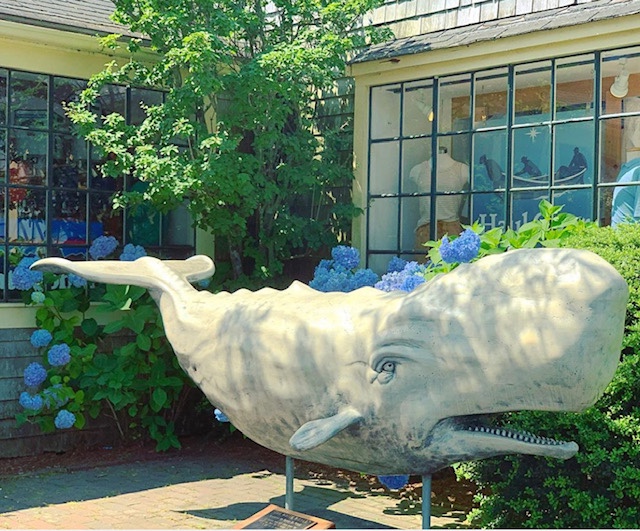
214,408,229,423
30,329,53,348
54,409,76,429
42,385,69,408
439,229,481,264
89,235,118,260
378,475,410,490
331,246,360,270
31,291,46,304
47,344,71,366
19,391,43,411
351,268,380,290
24,362,47,387
12,257,44,290
375,261,427,292
198,278,211,289
68,273,87,288
387,256,408,273
119,243,147,262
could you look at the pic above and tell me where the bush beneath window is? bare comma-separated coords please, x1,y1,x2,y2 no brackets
456,223,640,529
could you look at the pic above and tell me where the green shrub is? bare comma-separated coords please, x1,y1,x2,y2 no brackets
457,223,640,528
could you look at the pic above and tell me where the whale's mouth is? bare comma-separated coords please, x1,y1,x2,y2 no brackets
442,414,579,460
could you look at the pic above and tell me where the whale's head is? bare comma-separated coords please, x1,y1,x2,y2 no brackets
290,248,628,474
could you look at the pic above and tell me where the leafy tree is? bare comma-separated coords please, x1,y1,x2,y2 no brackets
68,0,390,283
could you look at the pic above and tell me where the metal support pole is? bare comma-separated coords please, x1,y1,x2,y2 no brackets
285,456,295,510
422,474,432,529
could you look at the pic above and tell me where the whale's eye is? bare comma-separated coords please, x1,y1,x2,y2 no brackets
381,361,395,373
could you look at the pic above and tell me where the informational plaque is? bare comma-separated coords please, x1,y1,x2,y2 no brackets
233,504,335,529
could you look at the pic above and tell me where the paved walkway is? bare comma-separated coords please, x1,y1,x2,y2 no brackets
0,440,471,529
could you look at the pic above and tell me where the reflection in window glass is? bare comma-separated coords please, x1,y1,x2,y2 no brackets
52,190,87,245
438,74,471,134
90,193,123,239
401,196,421,251
600,117,624,184
512,125,550,188
0,189,4,242
53,134,87,188
0,70,6,126
556,55,594,119
10,72,48,129
473,130,507,191
130,88,163,126
403,80,432,137
369,141,399,195
514,61,551,125
601,47,640,116
100,85,126,117
402,137,431,193
474,68,508,128
53,77,86,131
553,188,592,221
370,85,400,139
9,130,47,186
553,122,593,185
9,189,46,243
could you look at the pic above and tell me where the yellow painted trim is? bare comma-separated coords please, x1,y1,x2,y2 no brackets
0,303,124,330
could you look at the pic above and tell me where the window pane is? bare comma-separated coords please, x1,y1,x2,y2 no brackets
601,47,640,115
90,193,123,240
511,190,548,229
599,187,614,226
100,84,126,117
53,134,88,188
473,130,507,191
130,88,163,126
371,84,400,139
367,253,393,276
368,197,398,249
403,80,432,137
0,188,4,242
10,72,48,128
553,122,593,186
401,196,421,252
402,137,431,193
0,69,6,126
52,190,87,245
470,192,505,231
600,117,624,183
514,61,551,125
53,77,87,131
512,125,550,188
555,55,594,119
162,204,194,246
369,141,399,195
610,167,640,227
438,74,471,134
0,129,5,182
9,189,46,242
475,68,508,128
552,188,592,221
52,246,87,261
9,130,47,186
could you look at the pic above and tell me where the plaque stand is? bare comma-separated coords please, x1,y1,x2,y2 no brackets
285,455,295,510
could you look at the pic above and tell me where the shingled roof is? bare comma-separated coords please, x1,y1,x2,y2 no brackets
352,0,640,64
0,0,136,37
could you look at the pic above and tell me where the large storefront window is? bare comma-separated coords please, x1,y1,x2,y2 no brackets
366,46,640,273
0,69,195,302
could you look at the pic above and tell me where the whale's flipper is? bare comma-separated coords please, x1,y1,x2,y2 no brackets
289,408,363,451
31,255,215,288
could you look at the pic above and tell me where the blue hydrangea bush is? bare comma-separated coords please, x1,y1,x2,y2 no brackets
14,236,213,450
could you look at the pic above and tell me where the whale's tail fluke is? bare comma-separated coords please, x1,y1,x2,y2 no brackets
31,255,215,294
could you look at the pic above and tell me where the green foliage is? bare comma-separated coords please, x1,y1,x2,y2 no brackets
67,0,390,282
457,223,640,528
16,273,200,451
423,200,594,279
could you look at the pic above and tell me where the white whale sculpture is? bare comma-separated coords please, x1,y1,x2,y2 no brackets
32,248,628,475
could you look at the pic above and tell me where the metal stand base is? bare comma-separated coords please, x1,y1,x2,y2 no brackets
422,474,432,529
285,455,295,510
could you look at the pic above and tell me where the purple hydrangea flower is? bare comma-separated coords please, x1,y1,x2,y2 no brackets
19,391,43,411
439,229,481,264
24,362,47,387
47,344,71,366
119,243,147,261
54,409,76,429
387,256,408,273
89,236,118,260
375,261,427,292
30,329,53,348
214,408,229,423
12,257,44,290
378,474,409,490
68,273,87,288
331,246,360,270
31,291,46,304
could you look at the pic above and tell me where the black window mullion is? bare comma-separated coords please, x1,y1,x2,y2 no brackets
593,52,602,222
430,78,440,240
504,66,515,225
